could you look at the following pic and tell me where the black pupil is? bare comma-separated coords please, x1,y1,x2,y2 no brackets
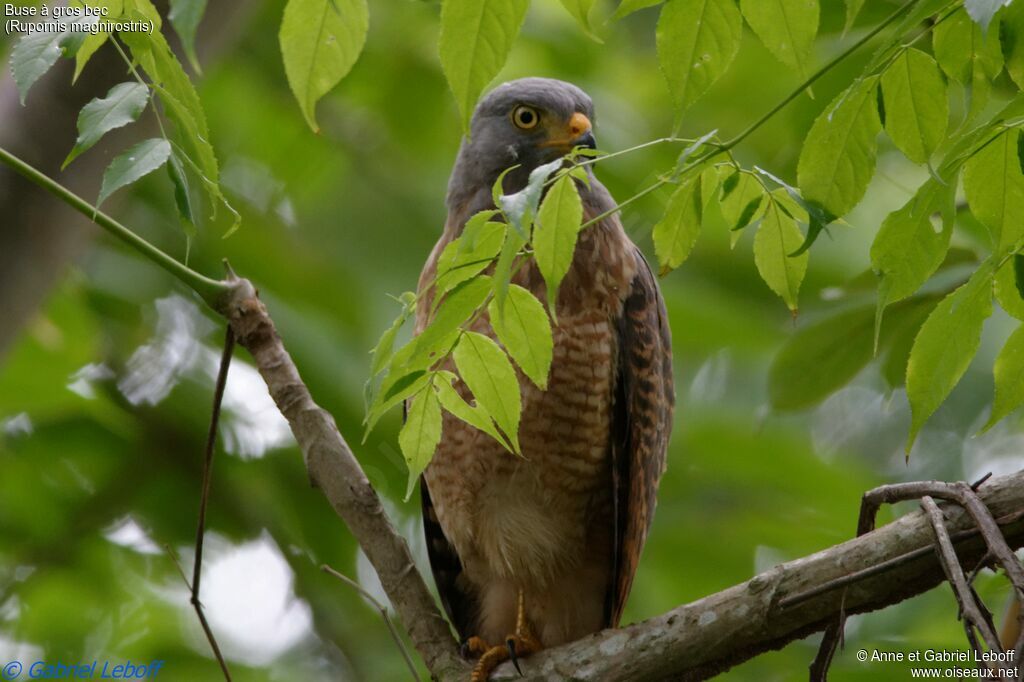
518,109,535,125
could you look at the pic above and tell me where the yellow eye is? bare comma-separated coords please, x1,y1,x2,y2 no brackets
511,105,540,130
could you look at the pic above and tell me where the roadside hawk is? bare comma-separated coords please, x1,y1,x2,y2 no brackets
416,78,675,679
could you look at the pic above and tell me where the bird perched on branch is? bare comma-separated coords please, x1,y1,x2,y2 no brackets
416,78,674,680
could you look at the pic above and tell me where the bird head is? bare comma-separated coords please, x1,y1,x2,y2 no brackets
446,78,597,214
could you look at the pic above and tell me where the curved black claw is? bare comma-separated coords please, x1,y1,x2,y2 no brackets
506,638,524,677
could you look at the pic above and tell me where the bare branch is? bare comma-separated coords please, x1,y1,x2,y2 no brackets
322,564,422,682
485,470,1024,681
214,274,466,680
189,327,235,681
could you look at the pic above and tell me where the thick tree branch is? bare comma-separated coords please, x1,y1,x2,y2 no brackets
486,470,1024,681
213,274,467,679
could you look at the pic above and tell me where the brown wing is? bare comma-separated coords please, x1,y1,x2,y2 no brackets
420,478,476,639
606,247,674,627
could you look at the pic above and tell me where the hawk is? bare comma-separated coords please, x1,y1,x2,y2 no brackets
416,78,674,680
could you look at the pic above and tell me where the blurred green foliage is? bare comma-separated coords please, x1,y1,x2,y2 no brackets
3,1,1024,680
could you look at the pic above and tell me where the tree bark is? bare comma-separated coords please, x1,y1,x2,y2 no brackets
211,271,1024,682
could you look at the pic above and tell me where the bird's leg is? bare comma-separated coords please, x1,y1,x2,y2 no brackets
469,589,542,681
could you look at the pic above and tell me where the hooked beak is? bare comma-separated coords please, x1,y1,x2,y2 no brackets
540,111,596,151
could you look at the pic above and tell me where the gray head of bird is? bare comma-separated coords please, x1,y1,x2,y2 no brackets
446,77,598,213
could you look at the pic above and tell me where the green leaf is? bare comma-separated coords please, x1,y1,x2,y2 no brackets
739,0,818,79
399,385,442,500
412,276,491,363
984,324,1024,430
434,217,505,300
97,138,172,207
10,30,65,105
934,8,1003,118
906,262,995,449
499,158,565,239
1002,0,1024,89
279,0,369,132
488,284,553,389
719,170,766,247
965,0,1011,34
881,296,941,389
365,369,434,435
559,0,601,40
434,372,511,452
797,76,881,219
63,82,150,169
995,257,1024,320
534,174,584,311
753,165,830,255
753,193,809,311
770,296,938,410
168,0,208,73
492,228,527,311
653,175,702,274
453,331,522,453
369,311,410,379
871,178,956,318
656,0,742,120
121,25,225,220
167,151,196,233
439,0,530,131
844,0,865,32
613,0,662,20
769,305,874,410
963,129,1024,253
880,48,948,165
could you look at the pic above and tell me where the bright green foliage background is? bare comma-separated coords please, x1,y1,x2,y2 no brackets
3,0,1024,680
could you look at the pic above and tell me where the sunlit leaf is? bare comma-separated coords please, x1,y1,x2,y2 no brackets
797,76,881,219
656,0,742,120
906,262,995,450
453,332,521,453
97,138,172,207
411,276,491,363
963,129,1024,253
434,372,510,451
434,215,505,300
534,173,584,311
753,193,808,311
488,284,553,389
871,178,955,322
880,48,947,165
399,385,442,500
168,0,208,73
653,174,701,274
739,0,818,79
280,0,369,132
439,0,530,131
63,82,150,169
